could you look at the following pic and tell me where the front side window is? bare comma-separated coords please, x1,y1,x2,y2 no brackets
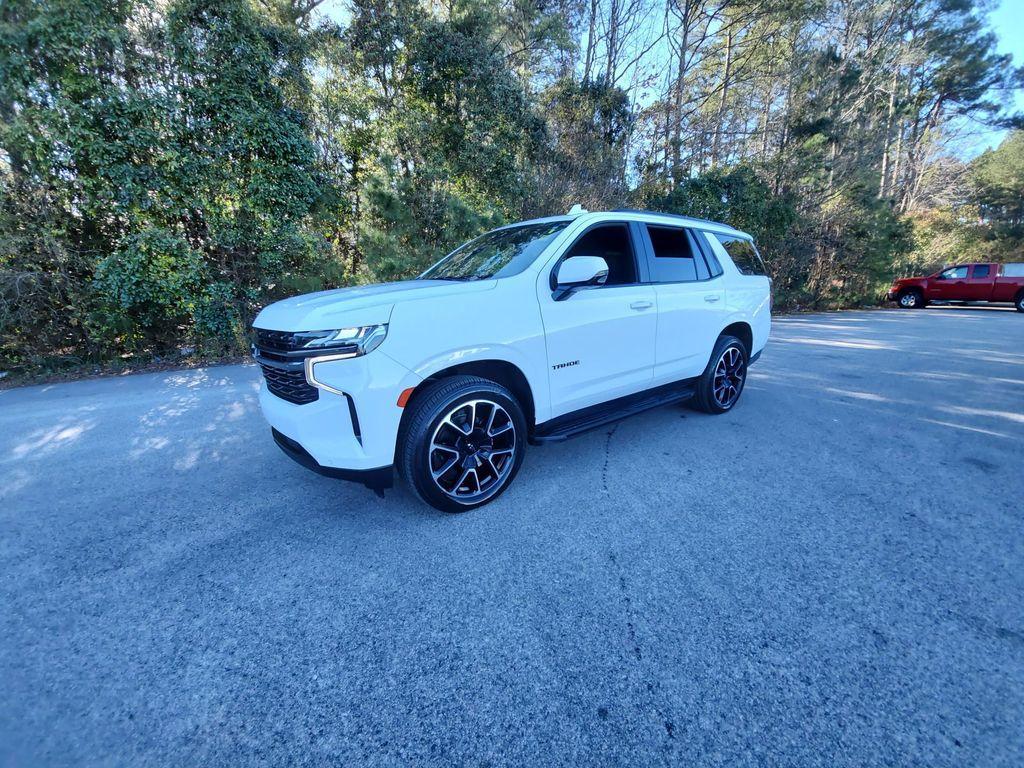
646,225,708,282
972,264,991,278
562,224,638,285
714,234,766,276
421,221,569,281
939,266,969,280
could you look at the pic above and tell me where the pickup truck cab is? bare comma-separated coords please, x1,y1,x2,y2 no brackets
252,208,772,512
888,263,1024,311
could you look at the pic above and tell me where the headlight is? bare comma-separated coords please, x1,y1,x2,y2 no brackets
303,325,388,394
302,324,388,356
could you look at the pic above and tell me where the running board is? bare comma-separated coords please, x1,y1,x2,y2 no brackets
531,380,697,444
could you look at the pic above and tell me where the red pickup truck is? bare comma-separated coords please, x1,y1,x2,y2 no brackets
888,263,1024,312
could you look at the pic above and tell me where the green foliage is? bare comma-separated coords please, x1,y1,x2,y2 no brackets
972,131,1024,233
94,227,204,335
528,77,633,214
0,0,333,370
904,131,1024,274
810,180,911,307
358,168,502,281
646,166,910,308
0,0,1019,375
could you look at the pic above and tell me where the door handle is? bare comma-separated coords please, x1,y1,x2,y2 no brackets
629,301,653,311
704,294,721,302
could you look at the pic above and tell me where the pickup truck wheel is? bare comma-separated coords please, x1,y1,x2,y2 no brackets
897,289,925,309
1015,291,1024,312
691,335,747,414
398,375,526,512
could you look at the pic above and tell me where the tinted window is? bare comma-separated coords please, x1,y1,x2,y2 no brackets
939,266,968,279
714,234,766,276
564,224,637,285
421,221,568,280
972,264,991,278
646,225,703,282
695,232,724,277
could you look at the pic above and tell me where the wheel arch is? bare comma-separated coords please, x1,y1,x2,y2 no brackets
400,357,537,429
720,321,753,357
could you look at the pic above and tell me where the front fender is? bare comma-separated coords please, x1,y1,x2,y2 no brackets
401,343,551,424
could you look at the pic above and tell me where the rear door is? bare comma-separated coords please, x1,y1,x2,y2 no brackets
960,264,995,301
538,222,657,417
637,223,726,383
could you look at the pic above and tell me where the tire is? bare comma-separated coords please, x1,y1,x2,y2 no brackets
897,289,925,309
397,375,527,513
691,335,748,414
1015,291,1024,313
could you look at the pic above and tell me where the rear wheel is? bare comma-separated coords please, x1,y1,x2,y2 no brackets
1015,291,1024,313
398,375,526,512
897,289,925,309
691,335,748,414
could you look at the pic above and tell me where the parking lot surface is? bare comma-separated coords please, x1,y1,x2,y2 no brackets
2,307,1023,766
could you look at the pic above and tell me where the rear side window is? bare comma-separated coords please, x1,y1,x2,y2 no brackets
694,232,724,277
714,234,767,276
972,264,991,278
1002,263,1024,277
645,225,705,282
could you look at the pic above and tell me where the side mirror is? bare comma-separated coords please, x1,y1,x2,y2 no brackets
553,256,609,301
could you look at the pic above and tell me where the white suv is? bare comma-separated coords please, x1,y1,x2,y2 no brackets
253,208,771,511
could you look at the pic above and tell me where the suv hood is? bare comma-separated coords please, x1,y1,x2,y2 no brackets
254,279,495,331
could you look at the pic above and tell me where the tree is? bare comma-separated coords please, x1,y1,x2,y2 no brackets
972,130,1024,231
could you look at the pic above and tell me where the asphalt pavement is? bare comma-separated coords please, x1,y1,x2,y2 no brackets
2,306,1023,766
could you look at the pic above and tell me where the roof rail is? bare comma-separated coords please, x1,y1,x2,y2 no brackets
611,208,734,230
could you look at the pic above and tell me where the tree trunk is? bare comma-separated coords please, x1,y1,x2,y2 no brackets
711,27,733,167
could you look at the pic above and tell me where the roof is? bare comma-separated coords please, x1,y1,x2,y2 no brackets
608,209,750,238
494,209,752,240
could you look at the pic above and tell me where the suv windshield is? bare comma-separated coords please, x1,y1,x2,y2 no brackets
420,221,569,281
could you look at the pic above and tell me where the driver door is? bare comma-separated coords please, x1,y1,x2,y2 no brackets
928,265,969,300
538,222,656,418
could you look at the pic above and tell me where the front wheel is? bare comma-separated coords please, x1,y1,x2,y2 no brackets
691,335,748,414
398,375,527,512
897,289,925,309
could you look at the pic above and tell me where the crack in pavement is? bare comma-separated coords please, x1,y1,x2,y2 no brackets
607,551,676,751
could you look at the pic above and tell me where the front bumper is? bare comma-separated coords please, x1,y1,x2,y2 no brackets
256,347,422,474
272,428,393,492
886,290,897,301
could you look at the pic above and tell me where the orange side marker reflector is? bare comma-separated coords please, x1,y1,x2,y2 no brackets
397,387,416,408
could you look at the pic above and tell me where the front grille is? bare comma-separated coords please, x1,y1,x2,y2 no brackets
258,361,319,405
254,328,358,361
253,329,319,404
255,328,306,355
253,327,359,405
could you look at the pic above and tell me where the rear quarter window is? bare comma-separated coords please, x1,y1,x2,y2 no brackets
713,234,767,276
1002,263,1024,277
